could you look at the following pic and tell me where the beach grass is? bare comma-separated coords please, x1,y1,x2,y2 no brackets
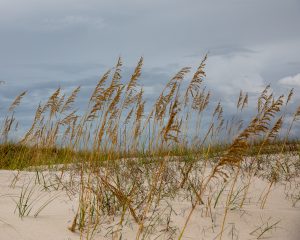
0,56,299,239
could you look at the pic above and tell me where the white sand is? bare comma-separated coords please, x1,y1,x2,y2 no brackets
0,169,299,240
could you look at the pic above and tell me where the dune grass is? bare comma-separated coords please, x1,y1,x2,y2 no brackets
0,55,299,239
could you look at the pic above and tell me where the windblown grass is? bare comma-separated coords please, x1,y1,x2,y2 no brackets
0,55,299,239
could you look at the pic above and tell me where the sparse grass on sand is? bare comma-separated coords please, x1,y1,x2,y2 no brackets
0,56,300,240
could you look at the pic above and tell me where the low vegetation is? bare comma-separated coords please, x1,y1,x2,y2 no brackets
0,55,299,239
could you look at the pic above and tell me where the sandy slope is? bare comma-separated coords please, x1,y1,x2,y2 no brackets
0,169,299,240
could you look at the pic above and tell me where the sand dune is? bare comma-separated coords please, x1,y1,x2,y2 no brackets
1,168,299,240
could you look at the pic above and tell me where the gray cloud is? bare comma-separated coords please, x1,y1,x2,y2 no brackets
0,0,300,139
279,73,300,87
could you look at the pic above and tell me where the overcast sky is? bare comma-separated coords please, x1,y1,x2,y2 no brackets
0,0,299,137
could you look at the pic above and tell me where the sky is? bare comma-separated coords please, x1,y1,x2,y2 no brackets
0,0,300,137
